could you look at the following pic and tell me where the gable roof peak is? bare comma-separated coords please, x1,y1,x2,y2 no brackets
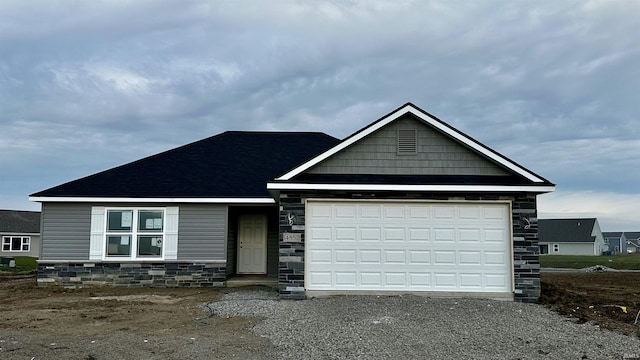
275,102,554,187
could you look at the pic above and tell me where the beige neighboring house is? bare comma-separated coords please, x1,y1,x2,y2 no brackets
0,209,41,258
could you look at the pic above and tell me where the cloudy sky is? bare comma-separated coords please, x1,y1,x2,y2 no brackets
1,0,638,231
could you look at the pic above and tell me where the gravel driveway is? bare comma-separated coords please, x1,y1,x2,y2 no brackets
209,287,640,360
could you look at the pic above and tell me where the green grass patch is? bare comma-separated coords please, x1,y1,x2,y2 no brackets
540,254,640,270
0,256,37,273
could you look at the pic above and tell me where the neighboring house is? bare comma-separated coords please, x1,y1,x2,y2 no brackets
624,232,640,253
539,218,607,256
30,103,555,302
0,209,41,258
603,232,626,254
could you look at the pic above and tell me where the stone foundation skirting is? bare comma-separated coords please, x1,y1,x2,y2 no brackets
37,262,227,288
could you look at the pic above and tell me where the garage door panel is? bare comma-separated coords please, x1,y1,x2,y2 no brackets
384,206,406,219
360,228,381,241
483,206,507,220
434,250,456,265
485,229,507,242
408,206,430,220
408,228,430,242
409,250,431,264
434,228,455,242
310,249,332,263
335,227,357,241
383,250,406,264
360,272,382,286
309,271,332,286
384,228,406,242
459,251,482,265
309,204,332,219
335,205,357,219
359,205,381,219
458,206,481,220
335,250,357,264
306,201,512,293
459,228,481,242
433,205,455,220
335,272,357,286
434,273,457,288
384,272,407,286
309,227,331,241
460,273,482,288
485,251,507,265
409,273,431,286
485,274,508,288
360,250,381,263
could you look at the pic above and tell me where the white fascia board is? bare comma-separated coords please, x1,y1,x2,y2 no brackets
266,182,556,193
0,232,39,236
29,196,276,204
276,104,545,183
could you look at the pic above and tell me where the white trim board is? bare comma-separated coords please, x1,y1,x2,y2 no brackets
275,104,547,183
267,182,555,193
29,196,276,204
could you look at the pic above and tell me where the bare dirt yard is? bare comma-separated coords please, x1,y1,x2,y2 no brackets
540,271,640,337
0,274,276,359
1,272,639,359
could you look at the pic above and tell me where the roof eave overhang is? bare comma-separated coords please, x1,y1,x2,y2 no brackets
266,183,556,193
28,196,276,204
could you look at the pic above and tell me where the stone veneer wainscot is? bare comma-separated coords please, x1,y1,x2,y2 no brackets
37,262,226,287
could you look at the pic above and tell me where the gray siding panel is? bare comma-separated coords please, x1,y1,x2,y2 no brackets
177,205,227,261
308,116,511,176
40,203,91,261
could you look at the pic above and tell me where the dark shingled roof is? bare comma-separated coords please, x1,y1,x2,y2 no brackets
31,131,340,199
0,210,41,233
539,218,597,243
603,232,623,238
625,232,640,241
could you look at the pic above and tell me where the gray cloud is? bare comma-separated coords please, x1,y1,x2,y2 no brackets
1,0,638,228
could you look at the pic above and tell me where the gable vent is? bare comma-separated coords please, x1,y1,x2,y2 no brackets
397,129,417,154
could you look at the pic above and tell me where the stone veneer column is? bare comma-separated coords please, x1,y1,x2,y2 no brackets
511,194,540,303
278,194,306,299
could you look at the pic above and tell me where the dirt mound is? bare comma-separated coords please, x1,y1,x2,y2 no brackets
540,272,640,336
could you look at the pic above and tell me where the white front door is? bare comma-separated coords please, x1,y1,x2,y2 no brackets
237,214,267,274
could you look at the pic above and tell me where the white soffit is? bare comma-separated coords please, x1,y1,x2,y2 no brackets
28,197,276,204
266,183,556,193
275,104,546,183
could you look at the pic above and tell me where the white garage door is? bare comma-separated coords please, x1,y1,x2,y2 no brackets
305,201,512,293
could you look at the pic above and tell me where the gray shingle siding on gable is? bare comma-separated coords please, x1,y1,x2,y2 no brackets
177,204,227,261
41,203,92,261
306,115,511,176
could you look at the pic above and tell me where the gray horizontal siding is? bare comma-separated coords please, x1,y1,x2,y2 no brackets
41,203,91,261
308,116,510,176
178,204,227,261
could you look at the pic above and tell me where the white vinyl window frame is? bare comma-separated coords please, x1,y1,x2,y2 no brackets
89,206,179,261
103,207,165,260
2,236,30,252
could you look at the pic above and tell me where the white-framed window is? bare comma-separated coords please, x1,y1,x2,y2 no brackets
2,236,30,252
104,208,165,259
